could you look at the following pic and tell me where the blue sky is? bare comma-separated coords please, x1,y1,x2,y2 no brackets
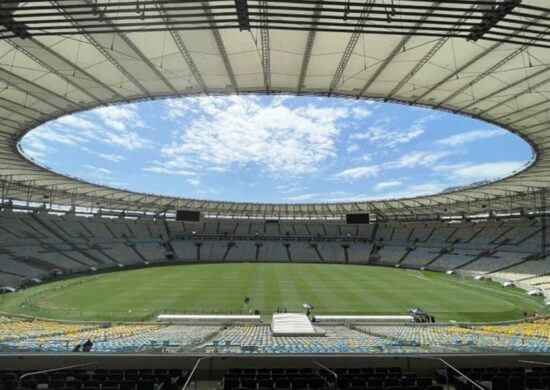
20,96,533,203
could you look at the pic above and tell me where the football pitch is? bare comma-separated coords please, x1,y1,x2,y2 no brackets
0,263,545,323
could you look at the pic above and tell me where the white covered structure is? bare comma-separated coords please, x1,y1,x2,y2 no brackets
271,313,321,336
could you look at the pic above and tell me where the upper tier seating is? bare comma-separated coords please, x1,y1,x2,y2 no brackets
1,209,549,292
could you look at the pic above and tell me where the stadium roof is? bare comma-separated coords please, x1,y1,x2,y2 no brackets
1,0,550,218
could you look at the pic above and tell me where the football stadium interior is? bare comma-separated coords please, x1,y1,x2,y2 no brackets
2,0,550,389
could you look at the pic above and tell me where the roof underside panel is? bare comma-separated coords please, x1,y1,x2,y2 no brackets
223,29,264,90
269,29,307,91
304,31,350,91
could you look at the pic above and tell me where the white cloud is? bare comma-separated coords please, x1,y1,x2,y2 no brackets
103,131,152,151
186,178,201,187
335,149,450,183
153,96,347,177
350,115,435,147
324,182,447,202
57,115,98,130
434,161,526,182
20,136,56,160
374,180,402,191
97,153,125,163
334,165,380,180
359,154,373,162
81,147,126,163
284,193,320,201
95,105,144,131
27,126,88,146
322,193,371,202
435,129,505,147
164,98,200,120
272,95,293,106
347,144,359,153
84,165,111,175
142,166,196,176
22,105,153,155
208,166,230,173
387,150,452,169
371,183,449,200
276,184,309,195
351,107,372,119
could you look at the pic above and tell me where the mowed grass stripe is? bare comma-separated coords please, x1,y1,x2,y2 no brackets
275,263,310,311
308,264,372,312
333,265,403,312
263,264,284,310
0,263,545,322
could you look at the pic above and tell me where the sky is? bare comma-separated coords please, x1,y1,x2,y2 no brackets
20,95,534,203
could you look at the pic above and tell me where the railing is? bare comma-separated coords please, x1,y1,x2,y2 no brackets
313,361,337,389
519,359,550,366
19,362,99,385
182,357,211,390
416,357,485,390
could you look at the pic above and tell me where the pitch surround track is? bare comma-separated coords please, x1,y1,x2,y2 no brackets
2,0,550,218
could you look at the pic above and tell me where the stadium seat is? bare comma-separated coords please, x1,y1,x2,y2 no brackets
491,376,509,390
241,379,257,389
224,379,240,390
274,379,290,389
415,377,432,387
20,381,37,389
308,377,325,389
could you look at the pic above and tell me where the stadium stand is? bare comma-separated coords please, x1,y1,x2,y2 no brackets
346,242,373,264
491,258,550,282
356,324,550,353
0,316,220,353
0,313,549,354
258,241,288,262
400,247,439,268
0,208,549,359
225,241,257,262
3,210,550,297
379,245,411,265
426,249,480,271
210,325,403,354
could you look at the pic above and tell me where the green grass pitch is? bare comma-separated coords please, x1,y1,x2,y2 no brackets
0,263,545,323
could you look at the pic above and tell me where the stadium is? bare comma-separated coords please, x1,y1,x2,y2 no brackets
1,0,550,389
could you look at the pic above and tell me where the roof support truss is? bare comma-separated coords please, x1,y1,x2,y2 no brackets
154,1,209,94
259,0,271,92
297,1,322,93
201,1,239,92
328,0,374,93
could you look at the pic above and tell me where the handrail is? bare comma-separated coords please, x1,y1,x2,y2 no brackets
182,356,211,390
417,357,484,390
19,361,98,383
313,361,337,389
518,359,550,366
